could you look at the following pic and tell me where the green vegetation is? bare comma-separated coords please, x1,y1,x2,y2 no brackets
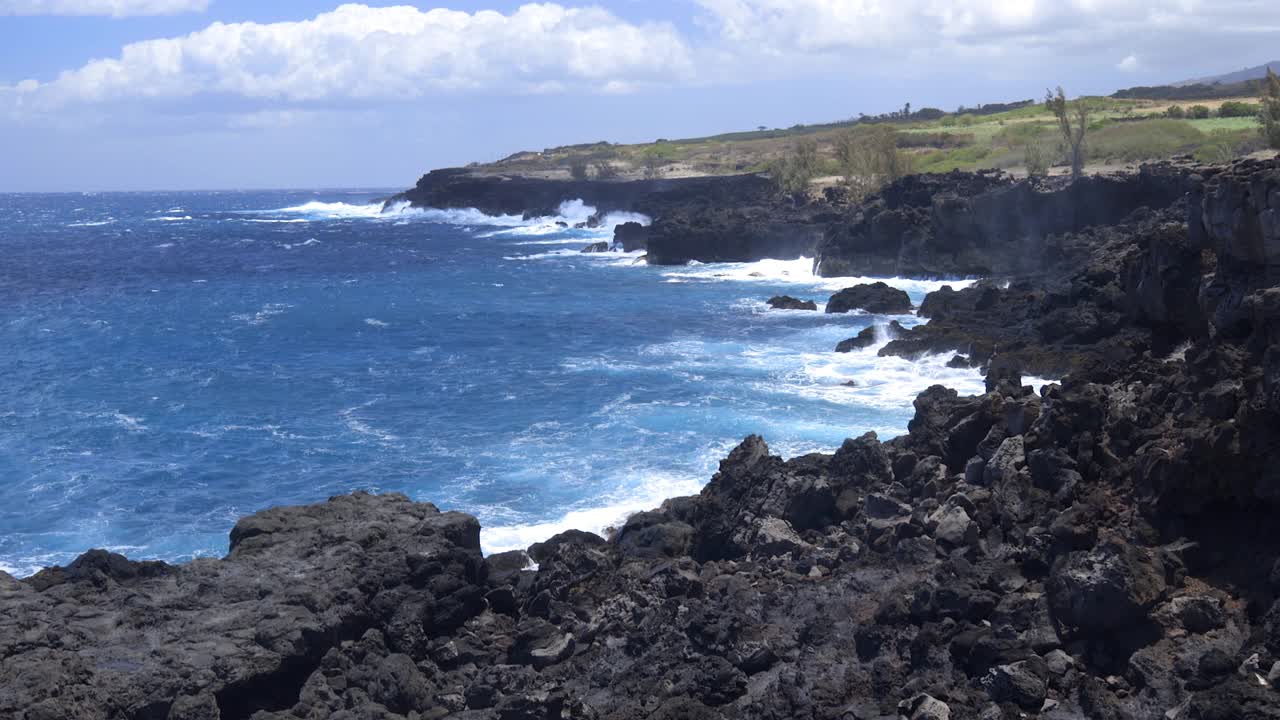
770,139,819,199
1219,101,1260,118
1024,143,1051,177
1046,87,1092,179
475,85,1274,184
834,125,910,199
1087,120,1204,162
568,157,589,181
1263,69,1280,150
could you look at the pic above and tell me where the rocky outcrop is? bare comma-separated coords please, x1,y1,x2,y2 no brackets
612,221,649,252
390,168,834,266
0,493,485,720
836,321,904,352
580,241,610,253
766,295,818,311
826,282,913,314
815,165,1193,278
643,206,830,265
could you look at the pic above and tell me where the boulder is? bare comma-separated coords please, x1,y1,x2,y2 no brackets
984,660,1048,709
580,241,611,253
767,295,818,311
1048,536,1167,633
826,282,913,315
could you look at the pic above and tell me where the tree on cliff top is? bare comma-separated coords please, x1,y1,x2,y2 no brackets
1045,87,1092,180
769,139,819,201
1262,68,1280,150
835,125,910,200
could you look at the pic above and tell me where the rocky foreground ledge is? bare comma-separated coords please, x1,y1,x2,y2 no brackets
6,158,1280,720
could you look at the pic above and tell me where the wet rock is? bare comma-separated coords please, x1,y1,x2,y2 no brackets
581,241,611,253
826,282,913,315
837,322,905,353
767,295,819,311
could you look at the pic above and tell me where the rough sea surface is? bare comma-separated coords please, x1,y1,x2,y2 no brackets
0,191,984,576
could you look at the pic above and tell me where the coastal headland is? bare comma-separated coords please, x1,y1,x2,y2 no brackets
4,157,1280,720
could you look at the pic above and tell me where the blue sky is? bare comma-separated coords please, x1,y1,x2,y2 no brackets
1,0,1277,191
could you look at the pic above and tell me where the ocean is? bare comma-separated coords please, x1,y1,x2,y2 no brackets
0,190,984,577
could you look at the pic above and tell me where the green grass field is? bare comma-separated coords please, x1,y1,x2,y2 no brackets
477,95,1271,180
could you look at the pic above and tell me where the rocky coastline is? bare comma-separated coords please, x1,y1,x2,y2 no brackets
6,158,1280,720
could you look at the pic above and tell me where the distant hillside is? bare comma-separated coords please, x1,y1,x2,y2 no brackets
1175,61,1280,87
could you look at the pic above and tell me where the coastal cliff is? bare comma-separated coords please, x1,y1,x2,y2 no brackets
388,169,834,265
5,159,1280,720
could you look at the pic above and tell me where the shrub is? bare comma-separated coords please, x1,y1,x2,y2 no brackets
769,139,820,199
835,125,911,199
593,161,619,180
1188,105,1211,119
1024,143,1051,177
1165,105,1186,119
641,152,665,180
1218,101,1260,118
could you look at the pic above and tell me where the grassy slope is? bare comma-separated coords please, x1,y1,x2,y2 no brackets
472,96,1270,181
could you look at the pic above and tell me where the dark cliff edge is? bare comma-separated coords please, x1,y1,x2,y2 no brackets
6,159,1280,720
387,169,833,265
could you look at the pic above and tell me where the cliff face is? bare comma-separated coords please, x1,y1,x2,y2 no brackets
5,160,1280,720
390,169,831,265
814,166,1192,279
391,169,777,220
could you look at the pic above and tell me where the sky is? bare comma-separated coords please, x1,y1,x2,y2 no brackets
1,0,1278,191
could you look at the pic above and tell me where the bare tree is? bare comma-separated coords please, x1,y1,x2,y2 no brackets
1262,68,1280,150
1045,86,1091,180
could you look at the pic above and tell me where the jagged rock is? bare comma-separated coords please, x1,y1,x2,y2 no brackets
984,660,1049,709
836,321,905,353
1049,536,1168,633
826,282,913,315
613,221,650,251
0,492,485,720
932,505,975,547
581,241,611,253
899,693,951,720
767,295,818,311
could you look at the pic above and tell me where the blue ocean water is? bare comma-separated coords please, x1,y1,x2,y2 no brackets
0,190,984,576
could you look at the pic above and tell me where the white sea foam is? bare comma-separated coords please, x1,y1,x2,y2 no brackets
148,216,192,222
660,257,976,296
339,402,400,444
111,412,147,432
67,219,115,227
364,318,390,328
231,303,292,326
260,200,528,226
479,470,705,555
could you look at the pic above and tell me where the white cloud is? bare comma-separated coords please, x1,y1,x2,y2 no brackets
6,3,693,110
693,0,1280,57
1117,54,1140,72
0,0,209,16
